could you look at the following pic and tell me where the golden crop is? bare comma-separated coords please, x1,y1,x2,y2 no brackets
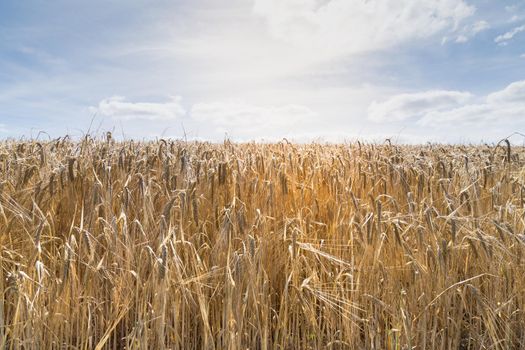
1,137,524,349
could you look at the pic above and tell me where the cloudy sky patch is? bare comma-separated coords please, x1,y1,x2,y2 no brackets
0,0,524,142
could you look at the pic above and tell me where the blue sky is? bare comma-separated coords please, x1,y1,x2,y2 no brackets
1,0,525,142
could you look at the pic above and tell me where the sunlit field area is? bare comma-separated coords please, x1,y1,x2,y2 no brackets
1,137,525,349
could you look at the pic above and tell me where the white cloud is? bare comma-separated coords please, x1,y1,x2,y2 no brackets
454,19,489,43
191,100,317,138
486,80,525,104
418,103,525,127
470,20,490,35
368,90,473,122
494,24,525,44
520,53,525,58
369,80,525,128
455,35,469,43
253,0,475,59
509,15,521,23
472,20,489,32
0,124,7,133
90,96,186,121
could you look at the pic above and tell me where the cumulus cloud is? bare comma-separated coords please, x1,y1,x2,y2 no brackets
90,96,186,121
89,96,317,139
494,24,525,44
191,100,317,137
253,0,475,58
369,80,525,128
487,80,525,104
368,90,473,122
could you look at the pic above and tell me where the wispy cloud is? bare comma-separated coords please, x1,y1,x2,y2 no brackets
455,20,490,43
509,15,521,23
368,90,473,122
16,46,67,67
0,124,7,133
90,96,186,121
494,24,525,44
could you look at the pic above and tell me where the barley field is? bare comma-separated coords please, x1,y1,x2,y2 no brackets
1,137,525,349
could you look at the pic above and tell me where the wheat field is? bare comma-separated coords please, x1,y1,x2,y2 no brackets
1,137,525,349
